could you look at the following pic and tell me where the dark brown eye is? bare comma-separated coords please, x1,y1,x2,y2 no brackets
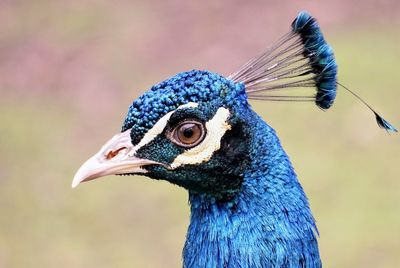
170,120,205,148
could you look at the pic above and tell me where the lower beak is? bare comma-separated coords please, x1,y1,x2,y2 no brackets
72,129,158,188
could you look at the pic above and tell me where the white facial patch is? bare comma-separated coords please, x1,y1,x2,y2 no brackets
170,107,231,169
133,102,199,151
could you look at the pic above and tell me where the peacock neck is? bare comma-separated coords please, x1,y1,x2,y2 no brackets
183,112,321,268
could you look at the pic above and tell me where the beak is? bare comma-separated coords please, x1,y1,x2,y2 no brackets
72,129,159,188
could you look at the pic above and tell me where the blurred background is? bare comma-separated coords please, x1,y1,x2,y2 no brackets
1,1,399,267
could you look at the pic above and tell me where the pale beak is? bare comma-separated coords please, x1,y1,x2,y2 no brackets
72,129,159,188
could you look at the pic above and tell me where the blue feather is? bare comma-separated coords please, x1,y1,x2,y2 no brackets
183,106,321,267
119,70,323,266
73,11,396,268
375,112,398,133
230,11,396,133
230,11,337,110
291,11,338,109
337,82,397,133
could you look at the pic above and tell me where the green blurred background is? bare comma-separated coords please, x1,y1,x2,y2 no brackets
1,1,399,267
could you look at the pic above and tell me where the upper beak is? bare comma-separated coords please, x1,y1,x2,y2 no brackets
72,129,159,188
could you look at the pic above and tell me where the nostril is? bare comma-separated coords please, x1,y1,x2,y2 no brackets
106,147,127,160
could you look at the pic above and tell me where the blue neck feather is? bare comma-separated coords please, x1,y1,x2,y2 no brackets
183,109,321,268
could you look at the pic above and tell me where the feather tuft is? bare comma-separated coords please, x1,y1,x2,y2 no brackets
229,12,396,133
291,12,337,109
229,11,337,110
337,82,397,133
374,112,398,133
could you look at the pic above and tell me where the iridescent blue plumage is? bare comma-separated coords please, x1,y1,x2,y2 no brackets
183,106,321,267
230,11,338,112
116,12,393,267
292,11,337,109
122,70,247,144
230,11,395,132
73,11,396,268
120,69,322,267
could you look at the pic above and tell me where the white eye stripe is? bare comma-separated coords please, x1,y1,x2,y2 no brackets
134,102,199,151
170,107,231,169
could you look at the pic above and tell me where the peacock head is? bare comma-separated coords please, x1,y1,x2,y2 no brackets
72,70,253,197
72,12,396,197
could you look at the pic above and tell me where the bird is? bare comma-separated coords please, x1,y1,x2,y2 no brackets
72,12,396,268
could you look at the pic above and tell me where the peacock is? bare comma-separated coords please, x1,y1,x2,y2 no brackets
72,12,396,268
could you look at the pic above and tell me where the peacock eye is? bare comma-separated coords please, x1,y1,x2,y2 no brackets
170,120,206,148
